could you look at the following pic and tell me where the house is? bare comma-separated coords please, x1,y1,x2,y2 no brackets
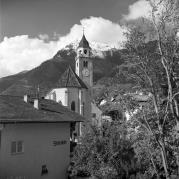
91,102,103,127
112,93,151,120
0,95,84,179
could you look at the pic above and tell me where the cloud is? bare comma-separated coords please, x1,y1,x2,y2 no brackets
0,35,58,77
123,0,172,21
123,0,152,20
0,17,126,78
38,34,49,41
58,17,126,48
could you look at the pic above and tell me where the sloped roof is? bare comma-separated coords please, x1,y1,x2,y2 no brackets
114,93,150,103
78,34,90,49
0,95,84,123
58,66,88,89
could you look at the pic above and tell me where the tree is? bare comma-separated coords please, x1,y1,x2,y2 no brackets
119,1,179,177
72,120,143,179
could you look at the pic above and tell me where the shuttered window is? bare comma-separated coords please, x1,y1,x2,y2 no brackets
11,141,24,154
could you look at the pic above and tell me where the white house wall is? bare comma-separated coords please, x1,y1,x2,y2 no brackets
91,103,102,127
0,123,70,179
45,88,68,106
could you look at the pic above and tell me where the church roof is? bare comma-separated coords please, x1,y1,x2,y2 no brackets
78,34,90,49
0,95,84,123
58,66,88,89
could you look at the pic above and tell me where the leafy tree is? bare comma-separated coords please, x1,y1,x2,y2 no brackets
117,1,179,178
72,120,142,179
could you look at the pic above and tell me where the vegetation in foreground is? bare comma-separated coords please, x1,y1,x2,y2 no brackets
70,1,179,178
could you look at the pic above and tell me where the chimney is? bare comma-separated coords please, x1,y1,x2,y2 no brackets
24,95,28,103
34,99,39,109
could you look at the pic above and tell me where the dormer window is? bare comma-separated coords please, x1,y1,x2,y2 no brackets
83,61,88,68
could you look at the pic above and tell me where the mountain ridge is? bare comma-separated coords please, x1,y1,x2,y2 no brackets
0,46,125,96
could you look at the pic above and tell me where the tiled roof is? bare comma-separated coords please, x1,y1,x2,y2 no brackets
0,95,84,123
114,93,150,103
58,66,88,89
78,34,90,49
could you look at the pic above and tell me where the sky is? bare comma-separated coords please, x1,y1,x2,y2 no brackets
0,0,152,78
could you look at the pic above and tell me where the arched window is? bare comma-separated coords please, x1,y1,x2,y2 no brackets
83,61,88,68
71,101,76,111
84,49,87,54
65,91,68,106
82,102,85,116
52,92,56,101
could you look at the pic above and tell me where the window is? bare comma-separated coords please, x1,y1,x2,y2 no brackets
41,165,48,175
17,141,23,153
52,92,56,101
11,141,24,154
65,91,68,106
71,101,76,111
83,61,88,68
92,113,96,118
82,102,85,116
84,49,87,54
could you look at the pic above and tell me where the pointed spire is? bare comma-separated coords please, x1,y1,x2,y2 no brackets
78,28,90,49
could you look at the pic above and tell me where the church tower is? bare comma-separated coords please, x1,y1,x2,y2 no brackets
75,34,93,88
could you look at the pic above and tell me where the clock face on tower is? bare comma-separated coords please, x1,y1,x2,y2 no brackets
82,68,89,77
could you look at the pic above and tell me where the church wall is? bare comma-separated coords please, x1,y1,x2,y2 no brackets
82,89,92,121
45,88,91,121
67,88,80,113
67,88,91,117
45,88,68,106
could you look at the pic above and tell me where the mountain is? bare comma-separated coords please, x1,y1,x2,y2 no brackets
0,45,125,96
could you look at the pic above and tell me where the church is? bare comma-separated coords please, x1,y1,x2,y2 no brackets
45,34,97,135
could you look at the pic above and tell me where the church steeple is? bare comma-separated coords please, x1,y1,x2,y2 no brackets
78,34,90,49
76,33,93,88
77,31,91,58
78,28,90,49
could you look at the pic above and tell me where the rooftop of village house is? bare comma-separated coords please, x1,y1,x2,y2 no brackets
0,95,84,123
